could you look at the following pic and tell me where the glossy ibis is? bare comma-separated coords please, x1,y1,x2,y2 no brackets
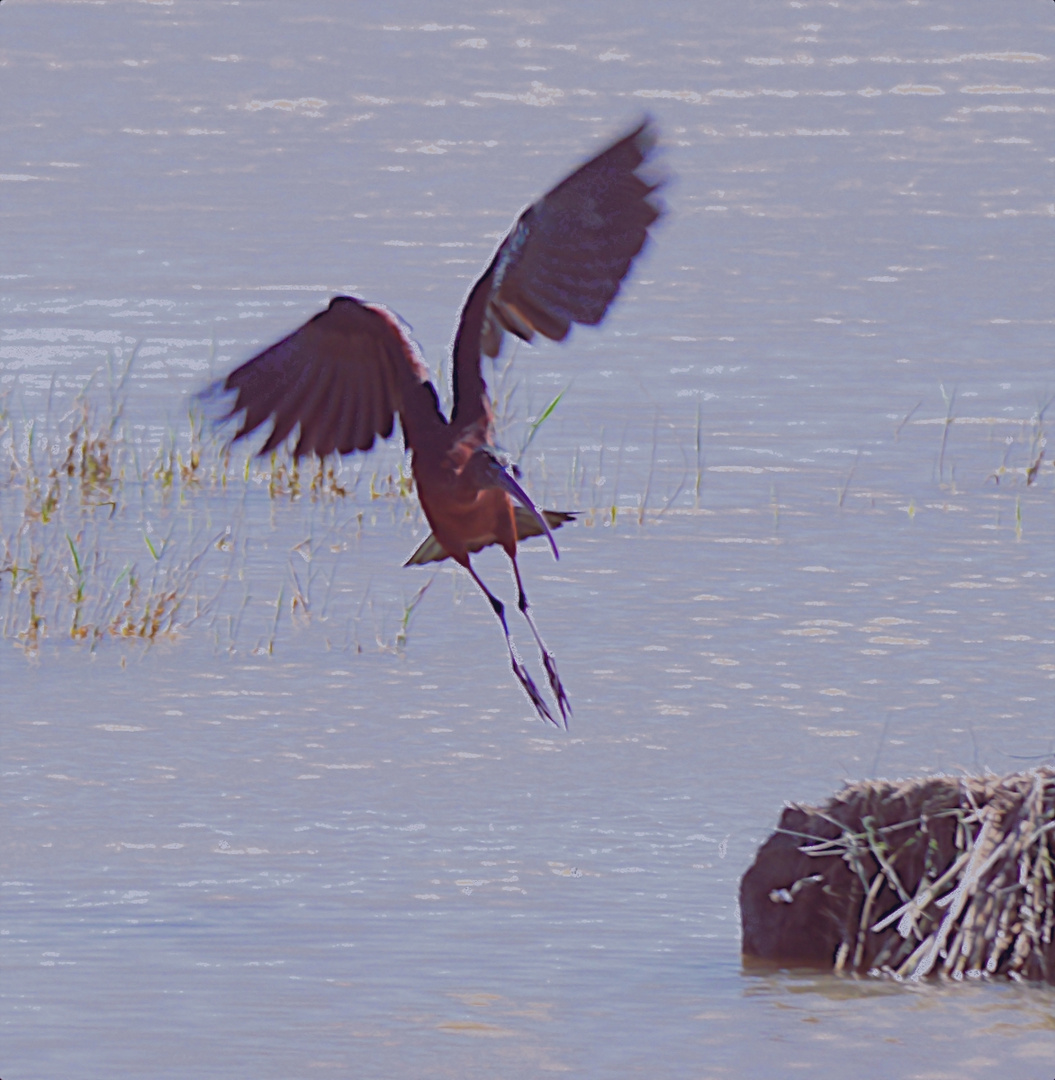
208,120,664,725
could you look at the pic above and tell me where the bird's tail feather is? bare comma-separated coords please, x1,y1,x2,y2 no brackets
404,509,576,566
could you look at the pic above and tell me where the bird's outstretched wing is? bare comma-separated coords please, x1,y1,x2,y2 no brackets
483,120,663,355
451,118,664,429
215,296,438,459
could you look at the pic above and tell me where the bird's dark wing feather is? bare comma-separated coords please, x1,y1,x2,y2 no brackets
483,121,662,355
219,296,439,459
451,119,664,430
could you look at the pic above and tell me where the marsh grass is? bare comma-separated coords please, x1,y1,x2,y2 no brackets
987,393,1052,489
1,381,285,652
12,369,1040,659
0,369,666,657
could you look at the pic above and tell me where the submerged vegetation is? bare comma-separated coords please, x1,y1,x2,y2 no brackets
1,365,1050,657
3,389,221,650
0,366,644,656
0,376,415,654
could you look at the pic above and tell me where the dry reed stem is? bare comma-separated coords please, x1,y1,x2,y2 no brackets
745,770,1055,984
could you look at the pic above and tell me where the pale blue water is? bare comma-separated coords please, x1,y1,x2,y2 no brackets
3,1,1054,1077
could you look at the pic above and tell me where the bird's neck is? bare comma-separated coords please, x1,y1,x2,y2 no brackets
450,270,495,432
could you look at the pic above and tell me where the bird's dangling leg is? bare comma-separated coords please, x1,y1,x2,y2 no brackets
463,561,558,727
510,556,571,727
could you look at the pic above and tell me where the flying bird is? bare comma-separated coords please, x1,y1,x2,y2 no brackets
209,120,664,725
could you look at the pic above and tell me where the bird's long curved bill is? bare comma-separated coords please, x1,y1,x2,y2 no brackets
493,466,559,561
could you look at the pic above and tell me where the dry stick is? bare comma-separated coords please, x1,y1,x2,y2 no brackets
267,585,284,655
612,418,629,523
288,560,309,617
790,807,980,976
1013,779,1050,977
639,409,660,525
984,874,1021,975
45,371,58,427
140,528,222,642
870,712,894,775
834,940,851,975
396,576,434,648
185,537,238,631
871,848,973,934
319,555,341,621
863,814,913,905
108,341,140,429
81,531,105,630
953,816,1032,902
937,384,957,484
578,440,590,501
895,400,922,441
694,402,703,508
0,531,19,637
229,581,252,651
813,825,875,919
348,576,373,653
948,815,1015,974
837,450,860,508
853,871,887,969
656,469,688,520
911,807,993,980
1022,807,1055,848
965,887,1000,973
1037,834,1054,981
1025,396,1054,484
595,426,605,519
655,417,691,521
790,809,954,856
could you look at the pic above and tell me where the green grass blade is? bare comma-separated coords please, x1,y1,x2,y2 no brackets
65,533,83,577
520,386,567,457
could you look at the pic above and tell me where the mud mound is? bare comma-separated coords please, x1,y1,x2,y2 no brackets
741,769,1054,983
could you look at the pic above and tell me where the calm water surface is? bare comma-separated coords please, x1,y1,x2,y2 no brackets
3,1,1054,1077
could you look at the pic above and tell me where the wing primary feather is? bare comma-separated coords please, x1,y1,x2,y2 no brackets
334,361,366,455
300,362,345,459
258,361,324,455
286,363,337,459
213,295,443,460
452,118,664,427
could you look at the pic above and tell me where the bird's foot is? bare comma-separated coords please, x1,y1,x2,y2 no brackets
540,651,571,728
511,657,559,727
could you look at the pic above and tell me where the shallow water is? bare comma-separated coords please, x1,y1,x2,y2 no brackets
3,1,1055,1077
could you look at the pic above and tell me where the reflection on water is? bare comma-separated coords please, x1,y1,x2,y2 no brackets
3,0,1055,1076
